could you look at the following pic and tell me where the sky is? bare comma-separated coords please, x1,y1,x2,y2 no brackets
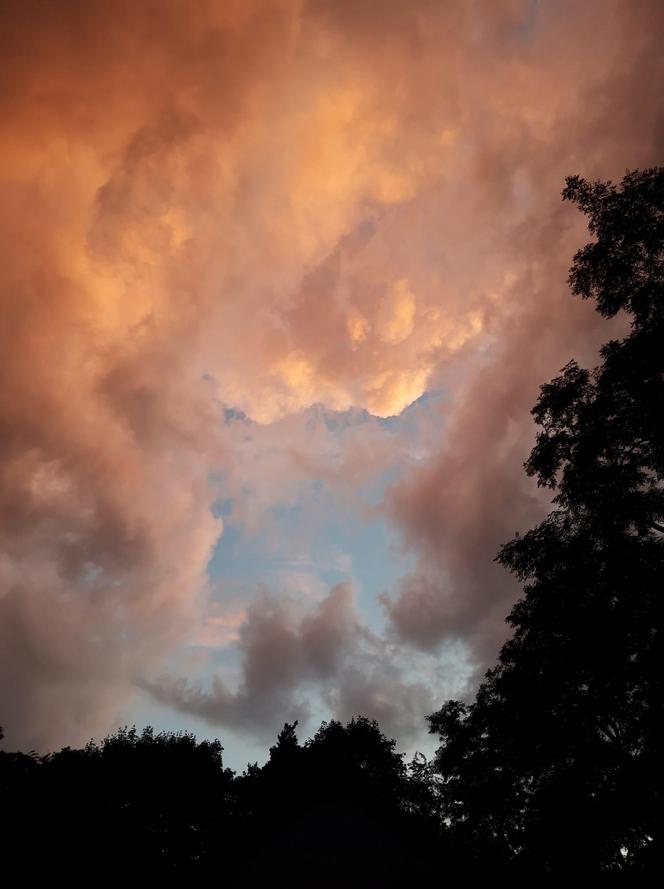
0,0,662,771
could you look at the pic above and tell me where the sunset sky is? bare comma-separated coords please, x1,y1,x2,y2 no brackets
1,0,662,769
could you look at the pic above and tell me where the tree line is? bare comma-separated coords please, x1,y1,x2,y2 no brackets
2,167,662,879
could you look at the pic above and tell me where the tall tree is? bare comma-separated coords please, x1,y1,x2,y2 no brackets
429,168,664,873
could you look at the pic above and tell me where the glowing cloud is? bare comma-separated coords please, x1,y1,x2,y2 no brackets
0,0,662,753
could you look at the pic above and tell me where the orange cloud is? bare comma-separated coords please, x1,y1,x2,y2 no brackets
0,0,662,751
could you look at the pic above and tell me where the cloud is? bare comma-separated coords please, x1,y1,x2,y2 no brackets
0,0,662,751
375,0,664,662
146,583,466,744
146,583,356,736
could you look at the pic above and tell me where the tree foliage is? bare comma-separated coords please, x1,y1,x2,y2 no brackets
428,167,664,873
0,717,443,884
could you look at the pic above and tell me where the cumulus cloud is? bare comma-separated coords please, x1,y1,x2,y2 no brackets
146,583,355,734
147,583,464,744
0,0,662,751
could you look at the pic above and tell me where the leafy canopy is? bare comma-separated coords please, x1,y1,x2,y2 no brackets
429,167,664,874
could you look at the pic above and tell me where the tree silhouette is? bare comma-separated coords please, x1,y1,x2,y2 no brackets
1,716,443,883
239,716,442,887
428,167,664,873
1,725,237,878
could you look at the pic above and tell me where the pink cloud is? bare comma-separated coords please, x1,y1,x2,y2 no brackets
0,0,662,751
